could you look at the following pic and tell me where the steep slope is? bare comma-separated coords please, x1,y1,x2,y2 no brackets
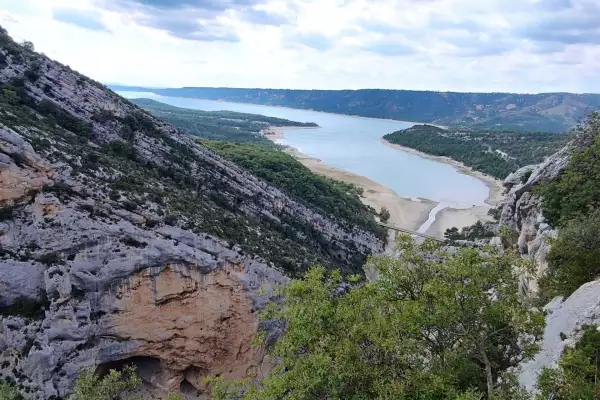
499,148,570,293
110,85,600,133
0,28,382,398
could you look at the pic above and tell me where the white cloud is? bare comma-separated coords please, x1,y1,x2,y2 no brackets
2,0,600,92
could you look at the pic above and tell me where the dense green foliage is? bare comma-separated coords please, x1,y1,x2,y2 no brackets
379,206,391,223
384,125,567,179
535,112,600,298
536,325,600,399
132,98,317,145
72,365,140,400
539,211,600,299
209,236,544,399
110,85,600,133
536,121,600,227
204,141,384,238
444,221,495,242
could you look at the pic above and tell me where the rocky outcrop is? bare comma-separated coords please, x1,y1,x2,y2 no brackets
0,180,288,398
499,148,570,293
518,280,600,391
0,125,53,203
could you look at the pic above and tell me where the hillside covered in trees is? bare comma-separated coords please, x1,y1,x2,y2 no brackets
110,85,600,133
131,98,317,145
384,124,568,179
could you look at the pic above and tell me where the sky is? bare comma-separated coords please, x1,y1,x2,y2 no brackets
1,0,600,93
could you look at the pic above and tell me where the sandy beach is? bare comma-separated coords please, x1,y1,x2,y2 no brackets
262,126,316,141
287,147,437,231
379,138,505,238
380,138,504,206
262,127,505,242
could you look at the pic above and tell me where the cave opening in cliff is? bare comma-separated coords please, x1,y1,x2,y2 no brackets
95,356,163,384
180,378,200,397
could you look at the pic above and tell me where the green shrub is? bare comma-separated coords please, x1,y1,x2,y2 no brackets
539,211,600,298
103,140,138,161
72,365,140,400
444,220,495,242
379,206,390,223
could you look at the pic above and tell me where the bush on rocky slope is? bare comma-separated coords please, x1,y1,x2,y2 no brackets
539,211,600,299
536,113,600,228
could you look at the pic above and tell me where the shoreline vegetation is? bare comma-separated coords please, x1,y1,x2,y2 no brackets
383,124,568,180
263,127,504,241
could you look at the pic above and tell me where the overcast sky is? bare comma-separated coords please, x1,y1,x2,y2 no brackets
2,0,600,93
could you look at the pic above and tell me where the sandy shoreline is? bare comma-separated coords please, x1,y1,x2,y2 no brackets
287,147,437,231
262,127,504,241
380,138,504,206
262,126,316,141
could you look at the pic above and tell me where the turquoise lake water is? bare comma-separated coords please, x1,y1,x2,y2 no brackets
118,91,489,208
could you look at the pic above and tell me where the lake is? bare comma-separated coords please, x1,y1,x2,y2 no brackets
118,91,490,209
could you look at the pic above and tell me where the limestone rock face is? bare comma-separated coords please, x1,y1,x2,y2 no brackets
0,125,289,399
0,125,53,202
499,147,570,293
0,187,288,398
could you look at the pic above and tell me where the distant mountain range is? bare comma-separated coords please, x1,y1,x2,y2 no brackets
109,85,600,133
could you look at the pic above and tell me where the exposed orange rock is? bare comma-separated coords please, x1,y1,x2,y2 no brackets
0,163,53,203
112,263,270,396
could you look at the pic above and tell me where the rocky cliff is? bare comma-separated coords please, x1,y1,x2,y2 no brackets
499,130,600,391
499,147,570,294
0,28,382,398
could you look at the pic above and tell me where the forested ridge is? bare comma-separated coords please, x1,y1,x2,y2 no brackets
132,98,317,145
384,124,568,179
203,141,384,238
110,85,600,133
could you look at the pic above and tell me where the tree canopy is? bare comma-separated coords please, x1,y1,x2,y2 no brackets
384,125,567,180
208,236,544,399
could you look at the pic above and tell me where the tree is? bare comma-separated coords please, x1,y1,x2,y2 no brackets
380,206,391,223
208,236,544,399
72,365,141,400
540,210,600,298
